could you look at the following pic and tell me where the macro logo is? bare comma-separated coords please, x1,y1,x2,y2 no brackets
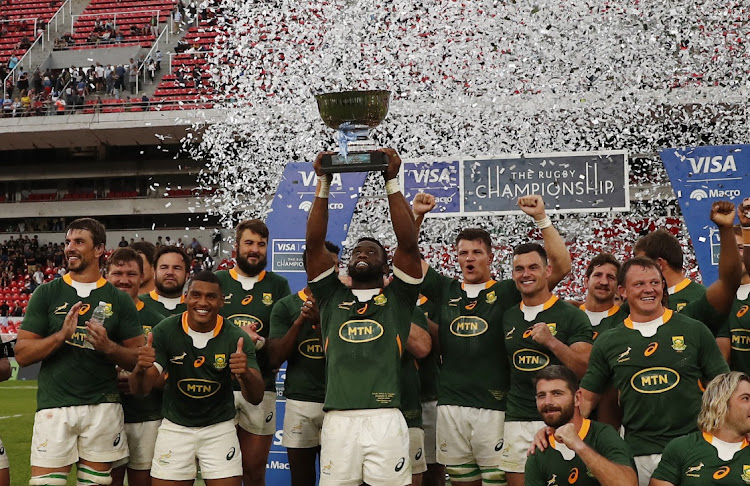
630,367,680,394
450,316,488,337
731,329,750,351
178,379,221,398
298,338,324,359
512,348,550,371
689,189,708,201
339,319,384,343
229,314,263,332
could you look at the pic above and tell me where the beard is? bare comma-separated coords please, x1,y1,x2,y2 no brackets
348,262,384,283
540,401,575,429
236,252,267,277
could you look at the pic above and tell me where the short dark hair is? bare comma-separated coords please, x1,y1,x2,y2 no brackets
356,237,388,261
235,219,269,242
455,228,492,252
634,229,683,272
302,241,340,271
106,247,144,274
513,242,548,265
130,241,157,265
618,256,663,287
533,365,579,394
66,218,106,248
585,253,621,279
154,245,190,270
188,270,221,289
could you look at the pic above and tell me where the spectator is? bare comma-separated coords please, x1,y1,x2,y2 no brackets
0,301,8,317
150,15,158,37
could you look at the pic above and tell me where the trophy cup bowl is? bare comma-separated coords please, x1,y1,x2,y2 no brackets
315,90,391,173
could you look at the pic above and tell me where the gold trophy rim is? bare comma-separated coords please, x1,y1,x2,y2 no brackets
315,89,391,130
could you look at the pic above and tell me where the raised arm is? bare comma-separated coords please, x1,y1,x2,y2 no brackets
706,201,742,314
412,193,437,277
739,198,750,278
405,322,432,359
383,149,421,280
518,195,571,289
305,153,336,281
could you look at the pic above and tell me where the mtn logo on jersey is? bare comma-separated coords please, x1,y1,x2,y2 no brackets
298,338,324,359
450,316,488,337
54,302,69,314
339,319,384,343
630,367,680,394
513,348,550,371
228,314,263,332
178,379,221,398
732,329,750,351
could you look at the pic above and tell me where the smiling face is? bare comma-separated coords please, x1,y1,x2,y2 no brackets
347,240,387,283
619,264,664,320
107,260,142,300
512,250,551,299
536,378,577,428
725,380,750,437
185,280,223,329
65,229,103,274
585,263,619,305
235,229,268,277
456,238,493,284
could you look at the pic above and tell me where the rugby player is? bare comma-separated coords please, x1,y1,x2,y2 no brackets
139,246,189,317
501,243,593,486
580,255,730,486
305,148,423,485
106,248,166,486
130,241,157,295
267,243,338,486
0,343,11,486
129,271,264,485
215,219,291,486
579,253,621,337
413,192,572,486
15,218,144,486
525,365,637,486
650,372,750,486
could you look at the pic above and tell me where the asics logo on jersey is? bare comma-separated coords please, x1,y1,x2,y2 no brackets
713,466,730,480
738,305,749,318
170,352,187,364
395,457,405,472
78,304,91,315
495,440,504,451
644,342,658,356
54,303,69,314
194,356,205,367
265,412,274,423
465,301,477,310
617,347,632,362
113,433,121,447
226,447,236,461
241,295,252,305
415,448,422,460
686,462,704,477
0,446,3,455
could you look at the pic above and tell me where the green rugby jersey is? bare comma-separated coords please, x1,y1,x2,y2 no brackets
309,268,420,411
579,304,621,341
401,309,428,428
268,290,325,403
216,268,291,391
580,309,729,456
121,303,167,423
669,278,706,312
652,431,750,485
716,285,750,373
524,419,636,486
21,275,143,410
153,313,259,427
420,266,520,410
504,296,593,421
417,295,439,402
138,290,186,317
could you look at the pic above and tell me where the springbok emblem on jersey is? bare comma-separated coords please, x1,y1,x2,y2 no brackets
546,474,557,486
617,347,632,363
686,463,704,475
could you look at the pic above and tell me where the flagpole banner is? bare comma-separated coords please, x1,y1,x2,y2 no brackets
660,144,747,286
403,150,629,217
263,163,365,484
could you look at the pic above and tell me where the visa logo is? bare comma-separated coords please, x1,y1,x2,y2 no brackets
687,155,737,174
410,168,454,184
299,171,343,187
275,241,304,251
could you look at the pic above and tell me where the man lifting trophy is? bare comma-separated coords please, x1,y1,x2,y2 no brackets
315,90,390,173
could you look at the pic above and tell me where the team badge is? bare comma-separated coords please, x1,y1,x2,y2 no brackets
546,323,557,336
448,298,461,307
170,352,186,365
374,294,387,306
546,474,558,486
617,347,632,363
103,303,114,318
505,327,515,339
676,302,687,312
214,354,227,370
686,462,704,477
671,336,687,352
742,465,750,483
486,291,497,304
338,300,355,310
262,293,273,306
143,326,152,335
54,302,69,315
224,293,233,303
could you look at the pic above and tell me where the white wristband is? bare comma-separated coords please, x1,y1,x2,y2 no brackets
254,336,265,350
316,175,330,199
534,216,552,230
385,178,400,195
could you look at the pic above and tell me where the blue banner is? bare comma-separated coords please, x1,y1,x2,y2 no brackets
264,163,366,483
660,144,747,286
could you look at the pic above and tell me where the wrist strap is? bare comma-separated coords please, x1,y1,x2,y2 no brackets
316,175,330,199
385,178,400,195
535,216,552,230
255,336,265,350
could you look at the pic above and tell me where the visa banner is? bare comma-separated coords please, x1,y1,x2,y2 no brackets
659,145,748,286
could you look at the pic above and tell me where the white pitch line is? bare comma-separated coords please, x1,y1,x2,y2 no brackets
0,415,22,420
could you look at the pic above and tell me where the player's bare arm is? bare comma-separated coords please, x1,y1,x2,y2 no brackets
405,322,432,359
705,201,742,315
412,192,437,277
518,195,572,289
739,197,750,278
0,357,10,382
384,149,422,280
579,388,602,418
529,322,591,377
305,152,336,281
231,337,264,405
14,301,82,367
554,423,637,486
